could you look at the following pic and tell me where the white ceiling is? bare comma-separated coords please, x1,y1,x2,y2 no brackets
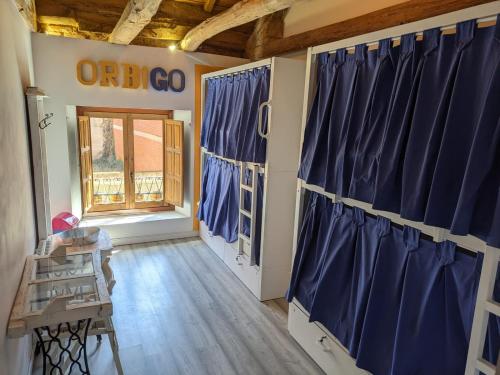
284,0,408,37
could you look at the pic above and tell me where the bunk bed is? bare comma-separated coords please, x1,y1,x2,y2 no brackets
198,57,306,301
287,3,500,375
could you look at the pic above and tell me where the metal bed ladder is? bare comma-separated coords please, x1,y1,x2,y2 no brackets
465,245,500,375
238,162,259,266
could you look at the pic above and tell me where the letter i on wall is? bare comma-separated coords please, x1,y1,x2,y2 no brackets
142,67,149,89
122,64,140,89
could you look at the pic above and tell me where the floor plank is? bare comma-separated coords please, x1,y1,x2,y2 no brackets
34,237,323,375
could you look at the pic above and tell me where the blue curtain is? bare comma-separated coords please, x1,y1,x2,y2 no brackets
298,18,500,246
235,68,270,164
309,207,390,357
197,156,240,243
199,67,270,249
298,52,341,187
356,230,481,375
200,79,216,149
349,39,397,202
371,33,422,214
324,45,379,196
286,192,333,311
201,67,270,163
286,192,491,374
241,168,264,266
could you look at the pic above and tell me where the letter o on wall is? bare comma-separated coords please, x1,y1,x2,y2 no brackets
77,60,97,85
168,69,185,92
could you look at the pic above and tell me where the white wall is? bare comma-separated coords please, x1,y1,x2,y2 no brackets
31,34,247,241
285,0,408,37
0,2,36,375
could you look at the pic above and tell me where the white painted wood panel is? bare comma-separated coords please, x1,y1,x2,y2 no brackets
200,221,226,260
288,301,370,375
27,93,52,240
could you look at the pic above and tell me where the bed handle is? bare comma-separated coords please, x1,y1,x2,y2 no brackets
316,335,332,352
257,101,271,139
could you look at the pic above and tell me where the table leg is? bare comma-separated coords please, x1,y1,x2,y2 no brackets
34,318,92,375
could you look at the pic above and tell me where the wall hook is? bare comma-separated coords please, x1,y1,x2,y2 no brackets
38,113,54,129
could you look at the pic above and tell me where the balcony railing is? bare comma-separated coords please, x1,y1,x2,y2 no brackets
92,172,163,204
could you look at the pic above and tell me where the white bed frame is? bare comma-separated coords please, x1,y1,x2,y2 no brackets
199,57,306,301
289,3,500,374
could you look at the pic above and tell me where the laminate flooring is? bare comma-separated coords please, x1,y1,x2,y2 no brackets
35,237,323,375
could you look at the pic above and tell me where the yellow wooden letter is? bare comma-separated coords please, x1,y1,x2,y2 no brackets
141,66,149,89
99,60,119,87
76,60,97,85
122,63,140,89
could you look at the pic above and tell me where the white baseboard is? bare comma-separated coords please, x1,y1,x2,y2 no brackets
110,231,199,246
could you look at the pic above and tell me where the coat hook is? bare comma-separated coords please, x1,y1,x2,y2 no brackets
38,113,54,130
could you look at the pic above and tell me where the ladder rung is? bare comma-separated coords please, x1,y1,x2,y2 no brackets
476,358,496,375
485,300,500,317
241,184,252,192
239,233,251,243
240,209,251,218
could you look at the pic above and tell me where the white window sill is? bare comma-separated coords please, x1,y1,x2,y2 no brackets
80,210,188,227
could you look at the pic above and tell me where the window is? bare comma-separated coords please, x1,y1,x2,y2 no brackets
78,110,183,214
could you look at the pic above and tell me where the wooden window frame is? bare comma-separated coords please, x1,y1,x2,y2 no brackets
84,112,129,213
77,107,183,216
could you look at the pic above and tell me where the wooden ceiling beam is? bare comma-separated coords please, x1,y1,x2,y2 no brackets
38,23,108,41
131,36,246,57
36,0,232,31
13,0,37,31
35,0,255,57
180,0,298,51
250,0,495,59
156,1,223,27
108,0,163,44
204,0,217,12
246,9,286,60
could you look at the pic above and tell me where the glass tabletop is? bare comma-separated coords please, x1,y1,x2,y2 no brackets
34,254,94,280
27,277,98,312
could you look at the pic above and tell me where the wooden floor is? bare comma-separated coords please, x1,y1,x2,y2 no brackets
37,238,323,375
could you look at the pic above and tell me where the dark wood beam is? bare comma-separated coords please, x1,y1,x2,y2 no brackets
131,35,246,57
251,0,495,59
246,9,287,60
204,0,217,12
35,0,253,57
156,0,230,26
196,43,246,57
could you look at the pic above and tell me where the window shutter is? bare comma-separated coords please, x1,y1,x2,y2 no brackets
164,119,184,207
78,116,93,213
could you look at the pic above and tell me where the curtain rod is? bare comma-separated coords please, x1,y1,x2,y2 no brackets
201,148,265,171
205,65,271,80
328,15,497,54
301,180,487,253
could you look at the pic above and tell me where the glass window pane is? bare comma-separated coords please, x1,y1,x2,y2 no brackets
27,278,97,312
34,254,94,280
133,119,164,203
90,117,125,205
